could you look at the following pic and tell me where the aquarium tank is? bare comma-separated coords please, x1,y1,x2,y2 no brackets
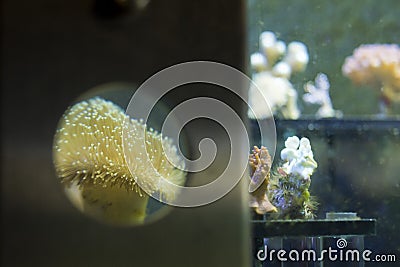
3,0,400,266
247,0,400,266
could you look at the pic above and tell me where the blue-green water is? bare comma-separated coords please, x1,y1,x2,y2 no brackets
247,0,400,115
248,1,400,265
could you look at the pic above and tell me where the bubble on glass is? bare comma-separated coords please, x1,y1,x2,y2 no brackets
53,82,187,226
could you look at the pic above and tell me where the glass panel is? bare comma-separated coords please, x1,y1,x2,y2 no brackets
248,1,400,266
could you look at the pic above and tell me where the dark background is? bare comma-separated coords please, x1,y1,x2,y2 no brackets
2,1,249,266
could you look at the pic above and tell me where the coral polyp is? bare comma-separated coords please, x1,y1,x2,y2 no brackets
53,97,186,225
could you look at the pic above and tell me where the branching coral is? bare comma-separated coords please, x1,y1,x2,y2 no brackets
248,31,309,119
248,146,277,215
250,137,318,219
248,137,318,219
303,73,342,118
254,32,309,78
342,44,400,114
269,136,318,219
53,97,186,225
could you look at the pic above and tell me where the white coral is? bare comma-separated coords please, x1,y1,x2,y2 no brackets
280,136,317,180
281,136,300,161
248,72,299,119
303,73,342,118
260,31,286,66
251,52,268,72
283,42,309,73
249,31,309,120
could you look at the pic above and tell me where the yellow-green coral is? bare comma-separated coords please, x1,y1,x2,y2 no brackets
53,97,186,225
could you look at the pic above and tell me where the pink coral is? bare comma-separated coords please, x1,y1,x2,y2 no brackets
342,44,400,102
